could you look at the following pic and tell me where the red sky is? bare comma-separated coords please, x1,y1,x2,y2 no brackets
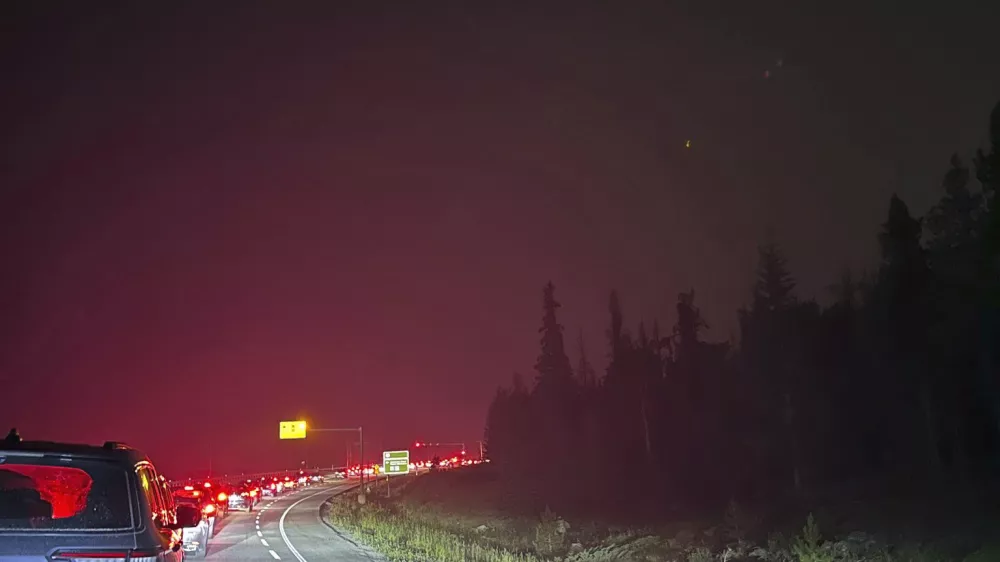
2,1,998,477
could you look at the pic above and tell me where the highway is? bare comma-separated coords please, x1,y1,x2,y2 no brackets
205,481,384,562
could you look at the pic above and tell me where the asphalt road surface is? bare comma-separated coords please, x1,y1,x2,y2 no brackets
205,481,384,562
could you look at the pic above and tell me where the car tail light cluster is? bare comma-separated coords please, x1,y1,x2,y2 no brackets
52,549,159,561
203,503,216,515
217,492,228,502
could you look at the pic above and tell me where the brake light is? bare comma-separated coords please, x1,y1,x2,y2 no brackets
204,503,216,514
52,548,159,561
249,490,257,497
217,492,228,502
183,485,194,491
204,481,212,488
192,490,201,497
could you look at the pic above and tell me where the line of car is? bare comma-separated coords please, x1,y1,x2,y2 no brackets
0,429,326,561
164,472,327,558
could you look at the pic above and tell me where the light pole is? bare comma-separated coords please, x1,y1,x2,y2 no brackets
294,425,365,501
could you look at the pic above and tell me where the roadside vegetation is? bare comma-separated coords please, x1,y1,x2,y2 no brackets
325,468,1000,562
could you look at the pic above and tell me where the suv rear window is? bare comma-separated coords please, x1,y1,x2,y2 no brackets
174,495,199,507
0,456,132,531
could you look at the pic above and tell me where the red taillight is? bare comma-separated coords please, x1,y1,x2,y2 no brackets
183,485,194,491
52,549,159,560
204,481,212,488
217,492,228,502
249,490,257,497
204,503,216,514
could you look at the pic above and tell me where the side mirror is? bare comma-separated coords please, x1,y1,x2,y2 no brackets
175,505,202,529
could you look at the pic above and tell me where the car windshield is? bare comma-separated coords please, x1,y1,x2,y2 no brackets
0,456,132,531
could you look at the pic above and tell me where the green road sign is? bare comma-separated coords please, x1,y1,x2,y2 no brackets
382,450,410,475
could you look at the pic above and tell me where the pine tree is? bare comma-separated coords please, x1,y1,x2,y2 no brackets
740,239,806,493
483,386,510,464
972,101,1000,467
534,282,574,390
925,155,984,469
754,241,797,312
531,282,578,496
877,194,929,353
874,193,938,470
607,290,625,372
575,330,597,387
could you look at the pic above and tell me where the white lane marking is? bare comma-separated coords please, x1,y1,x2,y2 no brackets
257,530,263,537
269,549,281,559
256,524,261,530
261,539,270,547
279,486,348,562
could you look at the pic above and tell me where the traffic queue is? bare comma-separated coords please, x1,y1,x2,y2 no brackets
0,432,336,561
164,471,326,558
0,430,481,561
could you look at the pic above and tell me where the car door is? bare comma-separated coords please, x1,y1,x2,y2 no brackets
149,466,185,562
137,465,183,562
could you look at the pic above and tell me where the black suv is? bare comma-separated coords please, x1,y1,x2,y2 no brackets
0,429,202,561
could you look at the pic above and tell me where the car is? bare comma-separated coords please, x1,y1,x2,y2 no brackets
261,476,284,497
0,429,201,561
175,487,220,539
198,481,230,519
172,492,215,556
227,480,260,512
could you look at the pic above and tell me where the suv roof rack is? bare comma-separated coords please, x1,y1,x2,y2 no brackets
102,441,132,450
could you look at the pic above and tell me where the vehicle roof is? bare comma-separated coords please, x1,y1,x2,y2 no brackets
0,439,150,465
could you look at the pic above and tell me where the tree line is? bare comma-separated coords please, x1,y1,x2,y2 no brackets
483,101,1000,514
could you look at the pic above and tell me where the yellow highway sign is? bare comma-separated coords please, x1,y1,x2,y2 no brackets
279,420,307,440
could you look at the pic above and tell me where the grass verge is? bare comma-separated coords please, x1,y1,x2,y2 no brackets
324,469,1000,562
324,482,539,561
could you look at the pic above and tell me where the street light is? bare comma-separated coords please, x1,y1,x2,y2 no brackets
278,423,366,502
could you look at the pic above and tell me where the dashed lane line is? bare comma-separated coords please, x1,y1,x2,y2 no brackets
279,487,345,562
